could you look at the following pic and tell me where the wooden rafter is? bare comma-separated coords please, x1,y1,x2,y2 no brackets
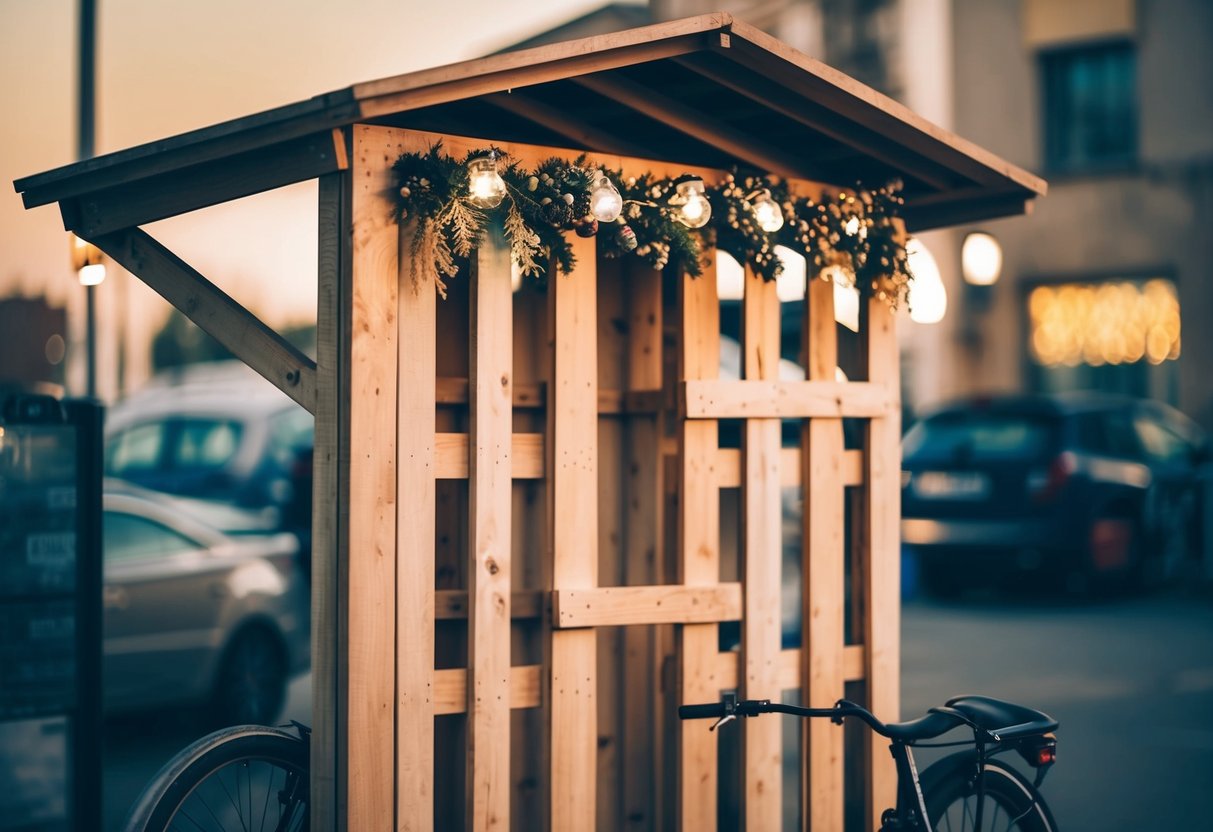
90,228,317,413
481,93,653,158
572,73,806,178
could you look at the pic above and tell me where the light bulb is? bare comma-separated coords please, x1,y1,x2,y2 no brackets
672,177,711,228
845,216,861,236
467,153,506,208
751,190,784,233
79,263,106,286
961,231,1002,286
589,171,623,223
906,237,947,324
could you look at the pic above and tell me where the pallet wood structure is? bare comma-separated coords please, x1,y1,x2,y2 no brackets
14,14,1044,830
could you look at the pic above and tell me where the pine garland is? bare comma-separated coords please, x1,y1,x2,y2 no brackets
392,143,913,306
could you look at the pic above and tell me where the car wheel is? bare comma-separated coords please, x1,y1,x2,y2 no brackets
209,625,287,727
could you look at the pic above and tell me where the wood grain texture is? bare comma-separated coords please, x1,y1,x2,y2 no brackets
803,275,846,831
677,263,721,832
715,447,864,488
683,379,894,419
711,645,867,690
435,665,542,715
435,432,544,479
346,125,400,831
553,584,742,628
396,221,436,832
467,224,513,831
547,234,599,830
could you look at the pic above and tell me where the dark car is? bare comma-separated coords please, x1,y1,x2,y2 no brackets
901,393,1208,595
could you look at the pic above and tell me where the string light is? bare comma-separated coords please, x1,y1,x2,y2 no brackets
750,189,784,233
671,177,711,228
467,151,506,208
589,170,623,223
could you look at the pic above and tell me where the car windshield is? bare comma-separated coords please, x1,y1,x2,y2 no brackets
903,411,1058,463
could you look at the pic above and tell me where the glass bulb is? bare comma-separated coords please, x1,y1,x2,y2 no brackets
79,263,106,286
752,190,784,233
961,231,1002,286
467,154,506,208
673,178,711,228
589,171,623,223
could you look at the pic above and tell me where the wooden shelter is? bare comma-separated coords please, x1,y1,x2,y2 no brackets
14,14,1045,830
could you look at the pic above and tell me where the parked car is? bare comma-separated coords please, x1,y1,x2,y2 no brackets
901,392,1208,595
102,480,309,725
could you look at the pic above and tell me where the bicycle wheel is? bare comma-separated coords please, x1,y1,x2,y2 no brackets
920,753,1057,832
122,724,308,832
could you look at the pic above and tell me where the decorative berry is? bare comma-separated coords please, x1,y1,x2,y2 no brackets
575,219,599,238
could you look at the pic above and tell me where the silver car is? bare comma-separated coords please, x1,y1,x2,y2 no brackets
102,482,309,725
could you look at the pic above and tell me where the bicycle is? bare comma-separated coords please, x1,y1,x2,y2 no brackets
681,693,1059,831
121,722,310,832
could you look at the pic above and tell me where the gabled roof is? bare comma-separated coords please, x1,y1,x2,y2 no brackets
14,13,1045,232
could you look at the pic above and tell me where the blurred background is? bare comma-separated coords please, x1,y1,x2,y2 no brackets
2,0,1211,829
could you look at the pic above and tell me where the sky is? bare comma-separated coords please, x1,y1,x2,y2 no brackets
0,0,617,356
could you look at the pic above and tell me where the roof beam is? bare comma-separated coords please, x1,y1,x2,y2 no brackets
572,72,808,178
90,228,317,413
481,92,654,159
674,55,958,191
902,190,1032,231
62,130,348,237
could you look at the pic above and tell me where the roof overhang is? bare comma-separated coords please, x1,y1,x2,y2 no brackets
14,13,1045,234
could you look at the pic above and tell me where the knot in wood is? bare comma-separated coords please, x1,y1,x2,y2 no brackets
485,556,500,575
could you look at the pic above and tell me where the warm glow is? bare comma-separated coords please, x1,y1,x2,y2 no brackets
716,251,744,300
589,171,623,223
467,154,506,208
772,246,805,302
1029,278,1181,366
79,263,106,286
752,190,784,233
906,237,946,324
673,178,711,228
962,231,1002,286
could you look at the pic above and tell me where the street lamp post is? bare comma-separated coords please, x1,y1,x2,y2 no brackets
79,0,97,397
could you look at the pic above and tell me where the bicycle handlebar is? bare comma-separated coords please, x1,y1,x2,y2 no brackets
679,694,891,735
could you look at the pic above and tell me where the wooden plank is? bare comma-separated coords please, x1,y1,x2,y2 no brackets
553,584,742,628
547,233,599,830
683,379,894,419
803,276,845,831
716,447,864,488
572,73,803,179
67,130,348,237
862,294,902,830
435,589,544,620
482,92,653,158
621,264,663,832
435,665,544,715
711,645,867,690
311,168,346,832
741,269,782,831
90,228,317,414
435,432,545,479
345,125,400,831
677,262,721,832
397,220,436,832
467,223,514,831
436,377,544,409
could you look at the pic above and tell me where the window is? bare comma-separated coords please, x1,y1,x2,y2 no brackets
103,512,199,561
105,422,166,477
1041,41,1136,172
173,419,241,470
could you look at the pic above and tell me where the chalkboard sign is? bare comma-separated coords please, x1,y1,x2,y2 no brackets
0,397,101,832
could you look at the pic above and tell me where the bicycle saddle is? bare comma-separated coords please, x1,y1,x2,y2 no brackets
944,695,1058,740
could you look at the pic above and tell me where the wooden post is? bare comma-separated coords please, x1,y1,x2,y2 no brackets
468,225,513,830
397,222,436,831
862,294,901,829
741,268,782,829
677,262,721,832
345,125,400,831
803,275,845,830
622,264,663,831
548,234,599,829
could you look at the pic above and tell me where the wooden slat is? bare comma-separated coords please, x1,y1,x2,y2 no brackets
683,379,893,419
90,228,317,414
862,294,902,830
572,73,803,179
482,92,653,158
435,589,544,619
310,169,346,832
677,263,721,832
467,224,514,830
803,275,846,831
66,130,348,237
548,233,599,830
435,432,545,479
435,665,543,715
396,221,436,831
621,264,663,832
345,125,400,831
711,645,866,690
553,584,742,628
715,447,864,488
436,376,543,408
740,268,783,831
